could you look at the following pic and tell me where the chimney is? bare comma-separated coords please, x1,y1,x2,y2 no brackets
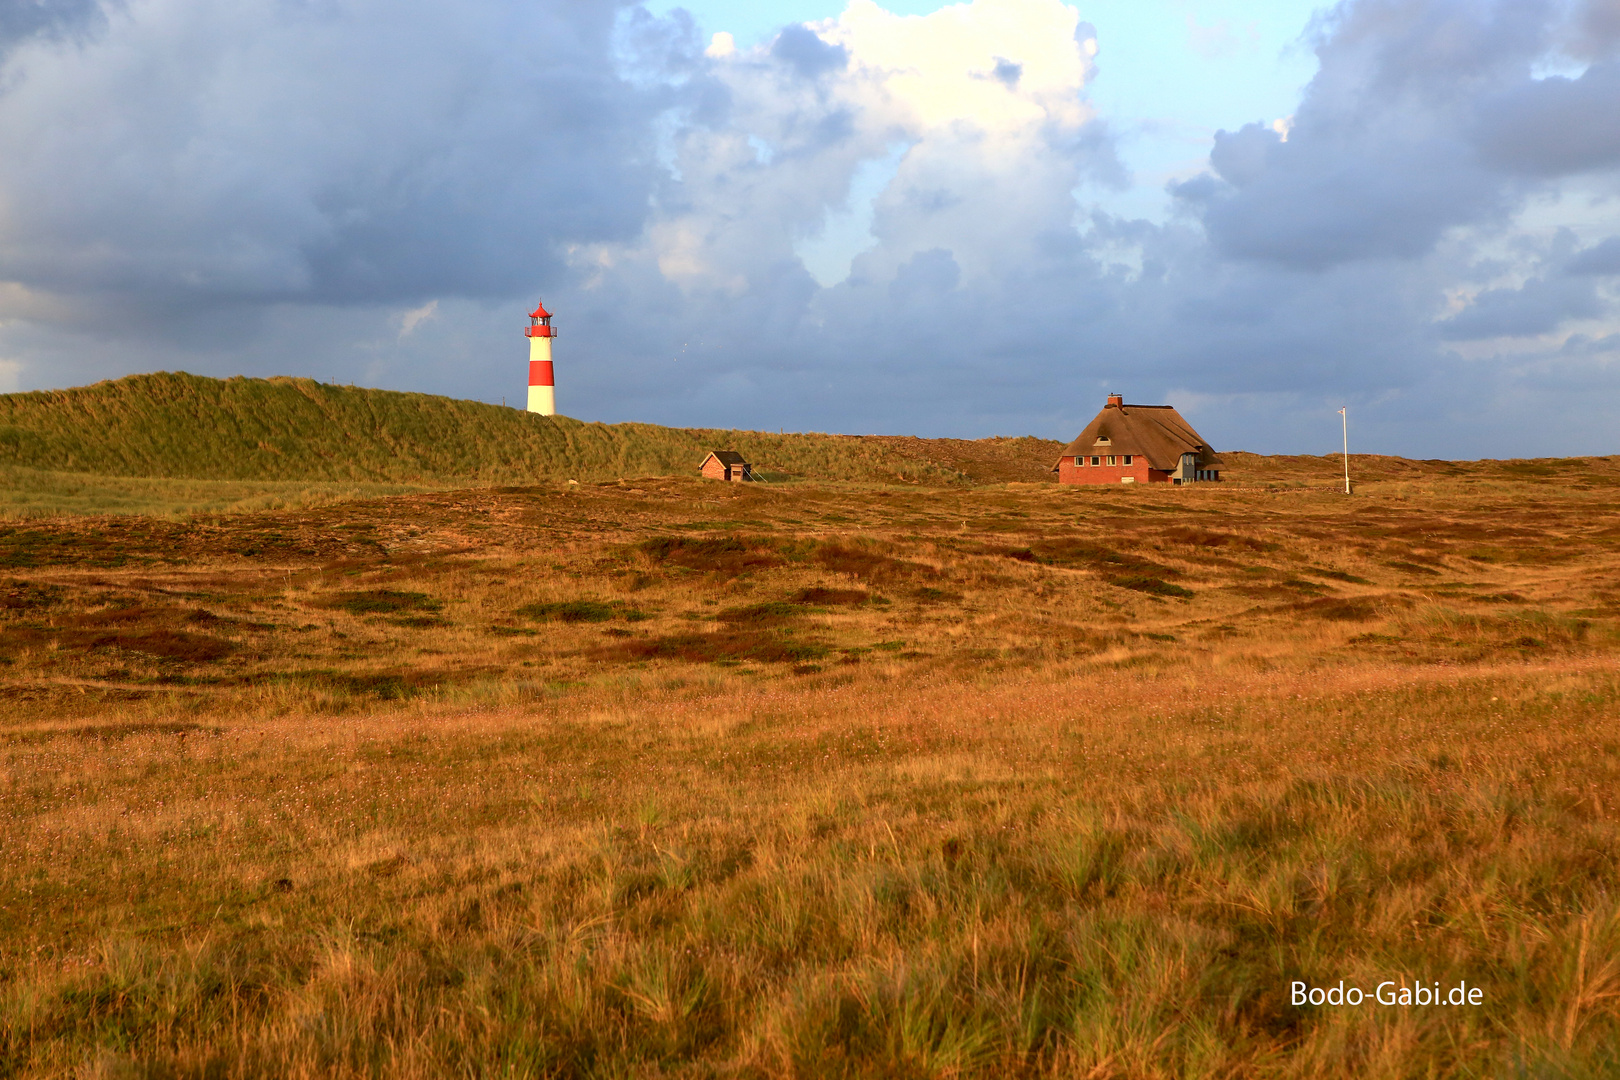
1106,393,1124,408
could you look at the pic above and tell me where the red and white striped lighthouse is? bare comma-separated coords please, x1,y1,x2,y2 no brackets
525,298,556,415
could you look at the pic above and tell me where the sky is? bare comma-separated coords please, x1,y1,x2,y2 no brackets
1,0,1618,458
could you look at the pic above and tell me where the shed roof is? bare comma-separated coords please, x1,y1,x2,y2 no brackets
1053,402,1222,472
701,450,750,467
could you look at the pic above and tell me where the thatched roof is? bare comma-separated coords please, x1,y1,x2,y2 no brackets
1053,403,1222,472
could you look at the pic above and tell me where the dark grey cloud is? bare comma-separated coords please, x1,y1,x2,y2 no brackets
1568,236,1620,274
1177,0,1570,269
0,0,671,319
1559,330,1620,354
1187,123,1503,267
1438,274,1602,339
0,0,105,54
771,24,848,78
1476,60,1620,175
990,57,1022,87
887,248,960,305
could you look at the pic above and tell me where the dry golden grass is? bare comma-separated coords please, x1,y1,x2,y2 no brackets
2,455,1620,1077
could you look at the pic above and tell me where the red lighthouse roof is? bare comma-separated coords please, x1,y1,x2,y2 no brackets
528,299,552,320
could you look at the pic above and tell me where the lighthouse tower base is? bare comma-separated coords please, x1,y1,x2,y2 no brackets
527,383,555,415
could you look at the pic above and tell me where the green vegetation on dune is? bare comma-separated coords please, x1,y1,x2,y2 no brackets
0,372,971,487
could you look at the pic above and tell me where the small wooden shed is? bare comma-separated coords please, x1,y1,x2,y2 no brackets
699,450,754,482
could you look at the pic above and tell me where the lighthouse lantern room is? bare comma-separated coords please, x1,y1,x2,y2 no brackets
525,299,556,415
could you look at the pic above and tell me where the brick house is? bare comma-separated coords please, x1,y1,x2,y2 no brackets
699,450,754,482
1053,394,1223,486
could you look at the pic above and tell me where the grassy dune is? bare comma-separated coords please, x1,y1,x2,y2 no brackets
3,462,1620,1076
2,373,1612,520
0,373,1025,494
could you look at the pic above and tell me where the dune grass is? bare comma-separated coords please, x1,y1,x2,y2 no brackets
0,373,981,489
2,467,1619,1076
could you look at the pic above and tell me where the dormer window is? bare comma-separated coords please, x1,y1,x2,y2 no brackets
1095,437,1111,446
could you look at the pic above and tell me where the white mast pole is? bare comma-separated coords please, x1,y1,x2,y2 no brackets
1339,407,1350,494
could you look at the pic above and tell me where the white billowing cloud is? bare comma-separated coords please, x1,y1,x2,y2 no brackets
398,300,439,339
825,0,1095,133
587,0,1109,301
533,0,1153,444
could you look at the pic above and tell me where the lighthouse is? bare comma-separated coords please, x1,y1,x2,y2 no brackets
525,298,556,415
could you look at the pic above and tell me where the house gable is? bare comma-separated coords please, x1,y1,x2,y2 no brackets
699,450,754,482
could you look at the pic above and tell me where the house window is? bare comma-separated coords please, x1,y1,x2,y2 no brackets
1106,455,1116,465
1091,456,1101,466
1124,455,1133,465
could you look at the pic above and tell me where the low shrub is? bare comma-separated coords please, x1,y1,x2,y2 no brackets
324,590,442,616
517,600,651,623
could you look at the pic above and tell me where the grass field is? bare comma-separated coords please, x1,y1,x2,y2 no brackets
3,453,1620,1076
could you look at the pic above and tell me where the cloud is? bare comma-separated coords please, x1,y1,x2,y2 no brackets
0,0,670,321
1438,275,1603,339
0,0,1618,458
1175,0,1550,269
771,24,848,78
398,300,439,339
1568,236,1620,275
705,31,736,59
0,0,106,57
1476,59,1620,176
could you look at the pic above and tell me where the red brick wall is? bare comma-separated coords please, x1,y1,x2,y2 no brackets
1056,454,1162,486
699,459,752,481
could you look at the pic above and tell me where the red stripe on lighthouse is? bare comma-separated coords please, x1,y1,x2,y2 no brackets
529,360,554,387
